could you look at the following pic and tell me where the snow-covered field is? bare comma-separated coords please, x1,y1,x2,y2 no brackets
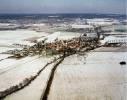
4,60,57,100
0,55,56,92
1,50,127,100
37,31,81,43
0,47,19,53
0,54,12,61
0,27,127,100
0,30,49,50
0,29,64,99
48,52,127,100
0,30,48,41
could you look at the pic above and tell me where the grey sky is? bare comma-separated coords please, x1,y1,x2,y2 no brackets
0,0,126,14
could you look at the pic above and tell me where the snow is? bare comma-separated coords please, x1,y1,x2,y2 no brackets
0,30,47,41
71,24,94,29
0,47,19,53
32,23,45,27
0,23,11,26
0,54,11,60
12,41,35,47
0,55,56,92
0,30,49,52
87,18,120,26
0,30,53,91
104,36,127,43
48,52,127,100
37,31,81,43
5,61,55,100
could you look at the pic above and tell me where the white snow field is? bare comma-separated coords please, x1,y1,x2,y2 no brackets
48,52,127,100
0,55,56,92
0,30,49,51
4,61,57,100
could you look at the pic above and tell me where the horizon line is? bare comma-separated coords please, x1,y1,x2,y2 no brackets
0,12,126,15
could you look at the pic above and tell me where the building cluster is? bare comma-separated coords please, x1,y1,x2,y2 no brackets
2,36,99,58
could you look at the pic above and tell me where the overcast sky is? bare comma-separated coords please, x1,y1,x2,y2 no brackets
0,0,126,14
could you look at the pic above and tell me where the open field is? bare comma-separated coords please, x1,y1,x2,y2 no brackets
94,47,127,52
0,30,49,50
4,60,57,100
0,55,58,97
1,47,126,100
48,51,127,100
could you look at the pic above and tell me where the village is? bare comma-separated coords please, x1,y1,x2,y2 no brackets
1,19,127,59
